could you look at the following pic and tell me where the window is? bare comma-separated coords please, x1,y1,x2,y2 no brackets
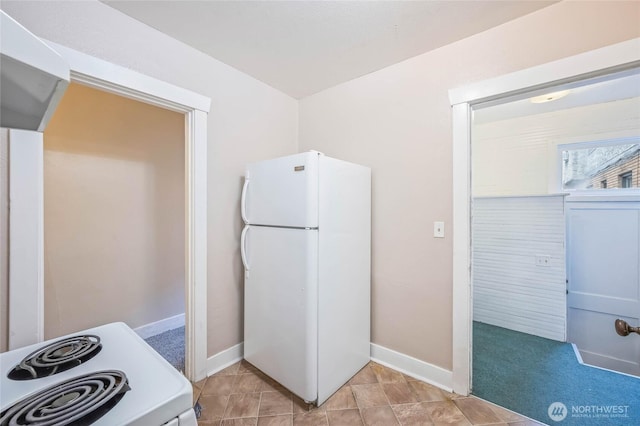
560,140,640,190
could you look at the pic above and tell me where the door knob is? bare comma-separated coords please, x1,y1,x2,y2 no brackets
614,319,640,336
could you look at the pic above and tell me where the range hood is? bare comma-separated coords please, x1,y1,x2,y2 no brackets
1,11,69,131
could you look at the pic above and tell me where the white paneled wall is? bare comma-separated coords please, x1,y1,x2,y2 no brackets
473,97,640,197
473,195,566,341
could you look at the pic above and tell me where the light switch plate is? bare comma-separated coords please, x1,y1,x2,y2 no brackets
434,221,445,238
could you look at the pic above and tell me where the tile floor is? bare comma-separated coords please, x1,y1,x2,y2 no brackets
191,360,545,426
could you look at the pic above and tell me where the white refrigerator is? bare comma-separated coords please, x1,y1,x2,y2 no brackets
241,151,371,405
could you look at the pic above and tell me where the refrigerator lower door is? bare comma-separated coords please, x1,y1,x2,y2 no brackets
243,225,318,402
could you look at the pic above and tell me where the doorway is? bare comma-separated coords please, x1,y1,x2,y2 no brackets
43,82,187,370
468,71,640,423
449,39,640,395
450,37,640,397
470,75,640,363
6,41,210,381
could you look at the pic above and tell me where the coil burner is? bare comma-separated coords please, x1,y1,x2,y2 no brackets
7,335,102,380
0,370,130,426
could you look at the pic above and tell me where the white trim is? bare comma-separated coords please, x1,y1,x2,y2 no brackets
7,41,210,382
44,40,210,114
565,193,640,202
570,343,640,379
207,343,244,377
449,37,640,397
451,102,471,396
449,38,640,105
475,193,568,200
8,130,44,350
203,341,456,393
571,342,585,364
133,313,186,340
185,108,209,381
370,343,453,393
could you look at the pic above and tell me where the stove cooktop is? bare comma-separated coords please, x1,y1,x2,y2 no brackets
0,322,193,426
8,334,102,381
2,370,130,425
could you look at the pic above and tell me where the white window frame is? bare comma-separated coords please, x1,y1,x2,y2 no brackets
449,37,640,396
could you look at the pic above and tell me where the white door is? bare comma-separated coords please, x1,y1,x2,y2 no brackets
242,225,318,402
567,199,640,376
242,152,319,228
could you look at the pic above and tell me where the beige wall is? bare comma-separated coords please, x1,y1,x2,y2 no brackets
0,129,8,352
0,1,298,355
299,1,640,370
3,0,639,370
43,83,184,338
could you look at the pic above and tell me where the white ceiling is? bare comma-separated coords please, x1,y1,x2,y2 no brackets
102,1,557,99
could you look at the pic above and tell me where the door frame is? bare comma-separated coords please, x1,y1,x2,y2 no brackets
8,39,211,382
448,37,640,396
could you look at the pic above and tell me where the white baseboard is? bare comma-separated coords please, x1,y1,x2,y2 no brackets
201,341,453,393
570,343,584,364
571,343,640,379
133,313,185,339
207,342,244,377
370,343,453,392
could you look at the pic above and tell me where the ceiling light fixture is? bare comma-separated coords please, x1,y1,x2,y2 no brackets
530,90,570,104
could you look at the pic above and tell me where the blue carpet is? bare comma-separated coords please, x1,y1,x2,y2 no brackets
144,326,185,373
472,321,640,425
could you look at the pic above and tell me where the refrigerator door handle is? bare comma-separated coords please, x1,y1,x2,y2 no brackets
241,225,250,271
241,177,250,224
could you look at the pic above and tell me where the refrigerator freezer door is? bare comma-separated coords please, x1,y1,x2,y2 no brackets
243,226,318,402
243,152,319,228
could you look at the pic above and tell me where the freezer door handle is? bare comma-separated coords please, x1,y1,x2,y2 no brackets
241,225,250,270
241,177,250,224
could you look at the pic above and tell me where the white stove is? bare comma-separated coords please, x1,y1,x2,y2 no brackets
0,322,197,425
